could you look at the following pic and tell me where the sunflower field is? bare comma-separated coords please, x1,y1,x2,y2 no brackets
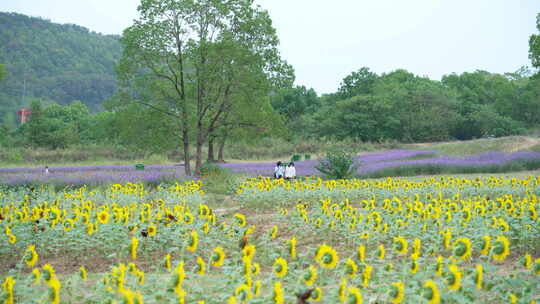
0,175,539,303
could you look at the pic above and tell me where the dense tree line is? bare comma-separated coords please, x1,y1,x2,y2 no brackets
273,67,539,142
0,12,122,126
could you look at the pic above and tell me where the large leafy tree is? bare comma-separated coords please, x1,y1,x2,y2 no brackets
118,0,293,175
529,13,540,69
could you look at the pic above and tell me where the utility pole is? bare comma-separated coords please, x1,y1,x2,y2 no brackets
22,76,26,106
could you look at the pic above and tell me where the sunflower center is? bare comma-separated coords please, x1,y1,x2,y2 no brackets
323,253,333,264
493,243,504,254
455,243,466,256
423,287,434,300
389,286,398,298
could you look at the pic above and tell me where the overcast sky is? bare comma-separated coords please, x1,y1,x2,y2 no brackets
1,0,539,94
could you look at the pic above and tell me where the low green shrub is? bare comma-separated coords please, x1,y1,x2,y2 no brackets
315,147,359,179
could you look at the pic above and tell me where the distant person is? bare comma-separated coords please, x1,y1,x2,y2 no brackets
274,161,285,179
44,166,49,175
285,162,296,180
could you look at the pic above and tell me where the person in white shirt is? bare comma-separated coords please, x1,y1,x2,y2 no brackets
284,162,296,180
274,161,284,179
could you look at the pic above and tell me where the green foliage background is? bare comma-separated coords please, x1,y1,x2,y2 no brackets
1,11,540,160
0,12,121,125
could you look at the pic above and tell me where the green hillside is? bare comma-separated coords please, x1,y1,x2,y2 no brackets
0,12,122,124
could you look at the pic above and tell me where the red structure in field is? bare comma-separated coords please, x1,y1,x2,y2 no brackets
17,108,31,124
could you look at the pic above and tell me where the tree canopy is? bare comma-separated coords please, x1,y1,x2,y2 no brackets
116,0,293,174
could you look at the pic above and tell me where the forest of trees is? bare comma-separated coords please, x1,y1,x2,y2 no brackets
0,12,122,126
0,8,539,174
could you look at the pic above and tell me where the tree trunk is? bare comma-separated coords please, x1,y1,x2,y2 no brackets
182,127,191,176
195,128,204,175
207,136,216,163
217,131,228,163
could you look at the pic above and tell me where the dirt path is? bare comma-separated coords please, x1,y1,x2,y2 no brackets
508,136,540,152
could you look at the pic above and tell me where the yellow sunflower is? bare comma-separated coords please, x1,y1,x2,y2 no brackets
173,261,185,293
273,281,284,304
344,258,358,279
474,264,483,290
28,267,42,286
411,238,421,258
211,247,225,267
393,236,408,255
25,245,39,267
134,273,144,289
187,229,198,252
183,212,194,225
79,266,88,281
446,264,462,291
453,237,472,261
534,258,540,275
376,244,385,260
2,276,14,304
235,283,252,301
243,244,256,260
42,264,56,283
339,278,347,302
273,257,288,278
270,225,278,239
361,263,373,288
251,263,260,276
423,280,440,304
357,244,366,263
410,257,419,274
253,280,261,297
480,235,491,256
97,210,109,224
441,229,452,250
347,287,362,304
315,244,338,269
234,213,247,227
289,237,297,260
435,255,444,277
63,218,75,232
311,287,323,301
47,277,61,304
509,293,517,304
195,256,206,275
8,234,16,244
304,265,317,286
522,253,533,270
492,235,510,262
131,237,138,260
165,254,172,272
389,281,404,304
147,223,157,237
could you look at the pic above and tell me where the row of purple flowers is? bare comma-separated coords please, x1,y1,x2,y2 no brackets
219,150,540,176
1,150,539,186
0,164,181,174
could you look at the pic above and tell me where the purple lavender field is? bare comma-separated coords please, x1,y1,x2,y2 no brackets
1,149,539,186
220,150,540,177
0,165,187,186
